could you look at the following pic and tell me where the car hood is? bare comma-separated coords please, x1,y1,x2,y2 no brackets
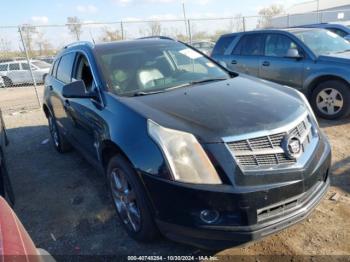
318,51,350,64
121,76,307,143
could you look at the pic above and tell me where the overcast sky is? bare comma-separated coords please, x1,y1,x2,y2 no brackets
2,0,306,26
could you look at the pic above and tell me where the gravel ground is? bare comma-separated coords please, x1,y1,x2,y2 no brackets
1,87,350,259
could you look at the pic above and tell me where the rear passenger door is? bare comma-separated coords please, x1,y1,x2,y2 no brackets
227,34,265,77
7,63,23,85
259,33,304,88
49,52,76,135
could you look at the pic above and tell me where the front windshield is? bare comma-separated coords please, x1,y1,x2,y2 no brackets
95,42,229,96
293,29,350,55
31,60,51,69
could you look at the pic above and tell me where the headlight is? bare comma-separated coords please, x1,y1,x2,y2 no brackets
148,120,222,185
295,90,319,127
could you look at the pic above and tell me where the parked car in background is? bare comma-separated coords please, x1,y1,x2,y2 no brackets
191,41,215,55
0,197,54,260
0,60,50,87
297,23,350,41
0,108,14,206
43,39,330,249
212,28,350,119
37,56,55,64
0,76,4,88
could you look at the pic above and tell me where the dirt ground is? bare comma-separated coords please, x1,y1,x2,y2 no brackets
1,86,349,260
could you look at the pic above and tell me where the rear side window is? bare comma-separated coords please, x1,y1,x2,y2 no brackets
9,63,20,71
212,35,236,56
233,34,264,56
50,59,58,76
56,53,76,84
0,64,8,71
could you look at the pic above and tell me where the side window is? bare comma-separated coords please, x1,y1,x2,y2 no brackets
9,63,20,71
212,35,236,56
56,53,76,84
73,54,94,92
328,28,347,38
238,34,264,56
21,63,30,70
265,34,298,57
0,64,8,71
50,59,58,76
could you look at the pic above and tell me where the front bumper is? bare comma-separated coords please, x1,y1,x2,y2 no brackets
141,133,331,250
156,176,329,250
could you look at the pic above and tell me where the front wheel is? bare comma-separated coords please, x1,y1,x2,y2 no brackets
311,80,350,120
107,155,158,242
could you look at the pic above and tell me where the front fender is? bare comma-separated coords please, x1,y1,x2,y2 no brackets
98,94,168,179
303,67,350,97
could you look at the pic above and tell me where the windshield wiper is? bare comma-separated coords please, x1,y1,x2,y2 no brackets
189,77,228,85
335,49,350,54
131,78,228,97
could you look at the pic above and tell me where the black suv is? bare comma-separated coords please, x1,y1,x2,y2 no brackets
212,28,350,119
43,39,331,249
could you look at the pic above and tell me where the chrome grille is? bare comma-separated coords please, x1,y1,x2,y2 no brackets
226,114,316,170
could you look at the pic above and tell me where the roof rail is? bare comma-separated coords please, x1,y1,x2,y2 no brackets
137,36,176,41
64,41,94,49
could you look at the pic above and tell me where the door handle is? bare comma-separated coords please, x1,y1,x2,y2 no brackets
49,85,53,91
262,61,270,67
231,60,237,65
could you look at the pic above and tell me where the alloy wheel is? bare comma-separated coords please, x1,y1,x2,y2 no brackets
110,168,141,232
316,88,344,116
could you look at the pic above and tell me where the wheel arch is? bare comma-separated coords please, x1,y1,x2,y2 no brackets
100,140,135,173
306,75,350,99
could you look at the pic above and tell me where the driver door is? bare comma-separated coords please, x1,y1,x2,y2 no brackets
259,33,305,88
65,53,104,162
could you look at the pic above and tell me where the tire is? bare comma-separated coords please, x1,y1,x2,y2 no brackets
3,77,13,87
311,80,350,120
47,114,71,153
0,149,15,207
107,155,158,242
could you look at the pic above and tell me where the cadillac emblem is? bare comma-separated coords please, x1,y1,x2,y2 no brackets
283,136,302,159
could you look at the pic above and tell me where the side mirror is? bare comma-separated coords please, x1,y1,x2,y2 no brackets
62,80,96,99
285,48,303,59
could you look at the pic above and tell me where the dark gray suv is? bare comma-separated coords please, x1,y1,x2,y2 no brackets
212,28,350,119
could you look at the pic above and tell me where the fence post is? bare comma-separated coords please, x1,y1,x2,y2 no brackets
242,16,246,32
120,21,124,40
287,14,290,27
187,19,192,44
18,25,41,108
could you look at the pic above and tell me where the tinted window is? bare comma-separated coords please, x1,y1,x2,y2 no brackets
265,34,298,57
9,63,20,71
56,53,76,83
21,63,30,70
238,34,264,56
0,64,8,71
212,35,236,56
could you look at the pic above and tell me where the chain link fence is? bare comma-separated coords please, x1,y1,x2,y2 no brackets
0,9,349,113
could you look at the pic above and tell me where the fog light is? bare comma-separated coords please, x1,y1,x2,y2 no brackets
199,209,220,224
